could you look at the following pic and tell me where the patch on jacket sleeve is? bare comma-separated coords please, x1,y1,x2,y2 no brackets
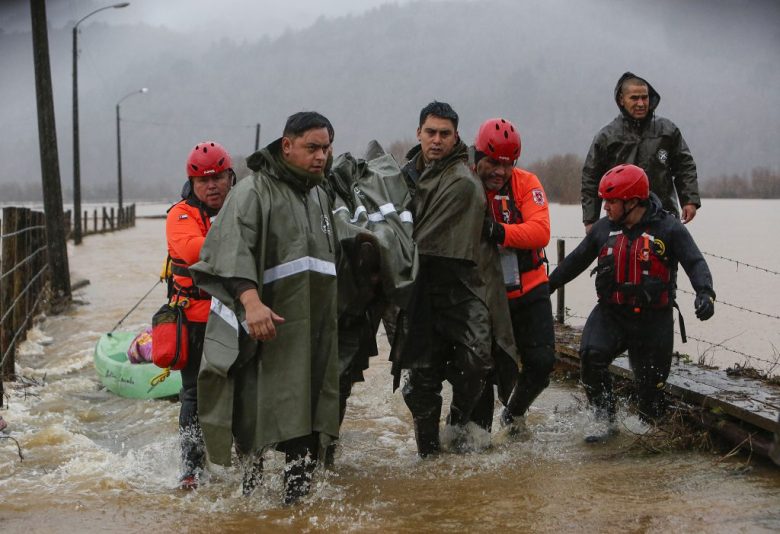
532,189,545,206
178,214,189,220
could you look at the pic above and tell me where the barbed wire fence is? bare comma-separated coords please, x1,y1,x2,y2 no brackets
1,207,50,409
551,235,780,377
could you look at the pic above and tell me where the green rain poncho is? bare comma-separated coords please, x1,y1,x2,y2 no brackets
391,142,518,388
190,139,339,466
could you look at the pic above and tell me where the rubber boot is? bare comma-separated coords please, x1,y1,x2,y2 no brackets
584,408,618,444
413,417,441,458
283,456,316,505
240,455,264,497
178,422,205,490
637,384,667,424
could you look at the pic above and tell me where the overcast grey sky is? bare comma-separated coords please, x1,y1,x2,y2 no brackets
1,0,420,40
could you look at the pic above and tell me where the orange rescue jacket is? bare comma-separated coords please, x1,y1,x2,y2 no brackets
487,167,551,299
165,199,213,322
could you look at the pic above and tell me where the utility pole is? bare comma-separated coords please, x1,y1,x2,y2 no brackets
255,123,261,152
30,0,72,303
72,23,82,244
72,2,130,244
116,88,148,212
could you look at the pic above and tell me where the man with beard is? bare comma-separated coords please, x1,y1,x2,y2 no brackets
166,141,234,490
472,118,555,435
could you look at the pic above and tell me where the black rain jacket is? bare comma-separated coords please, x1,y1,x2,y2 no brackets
581,72,700,224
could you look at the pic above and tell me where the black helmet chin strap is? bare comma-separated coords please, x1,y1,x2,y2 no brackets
618,198,639,224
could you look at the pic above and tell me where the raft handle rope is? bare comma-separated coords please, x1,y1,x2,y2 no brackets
107,278,162,336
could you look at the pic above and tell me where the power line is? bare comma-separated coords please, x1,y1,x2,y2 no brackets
120,118,256,129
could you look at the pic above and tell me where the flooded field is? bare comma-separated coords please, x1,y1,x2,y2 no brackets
1,203,780,532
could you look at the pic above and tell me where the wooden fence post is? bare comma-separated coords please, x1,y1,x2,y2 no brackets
1,209,20,393
109,207,115,231
556,239,565,324
64,209,71,239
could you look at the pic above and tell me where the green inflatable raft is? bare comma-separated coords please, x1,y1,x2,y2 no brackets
93,332,182,399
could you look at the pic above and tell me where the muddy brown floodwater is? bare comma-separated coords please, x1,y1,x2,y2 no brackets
1,215,779,532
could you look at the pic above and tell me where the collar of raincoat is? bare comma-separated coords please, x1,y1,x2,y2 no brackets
246,137,333,193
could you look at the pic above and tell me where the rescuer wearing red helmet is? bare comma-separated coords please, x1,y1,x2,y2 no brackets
471,118,555,436
166,140,235,489
549,164,715,442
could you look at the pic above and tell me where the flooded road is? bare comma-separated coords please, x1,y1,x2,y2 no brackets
2,212,780,532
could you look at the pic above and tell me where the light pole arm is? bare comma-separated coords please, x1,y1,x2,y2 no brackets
74,3,130,29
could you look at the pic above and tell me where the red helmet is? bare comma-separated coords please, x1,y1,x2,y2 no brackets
598,164,649,200
186,141,232,177
474,118,521,163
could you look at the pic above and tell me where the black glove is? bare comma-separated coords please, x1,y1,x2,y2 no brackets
482,216,505,245
694,292,715,321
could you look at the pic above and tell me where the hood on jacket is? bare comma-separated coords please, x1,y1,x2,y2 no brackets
245,138,329,193
642,191,666,222
614,71,661,121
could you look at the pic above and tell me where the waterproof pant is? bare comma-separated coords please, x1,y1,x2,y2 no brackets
471,283,556,430
336,310,379,425
403,341,491,456
579,304,674,421
277,432,319,504
179,321,206,477
505,284,556,416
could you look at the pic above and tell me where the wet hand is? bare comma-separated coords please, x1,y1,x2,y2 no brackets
239,288,285,341
244,301,285,341
681,204,697,224
694,292,714,321
482,216,505,245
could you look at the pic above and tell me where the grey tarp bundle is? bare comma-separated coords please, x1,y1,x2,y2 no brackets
327,140,418,314
189,139,339,466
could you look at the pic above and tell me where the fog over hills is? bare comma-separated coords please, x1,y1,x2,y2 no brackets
1,0,778,201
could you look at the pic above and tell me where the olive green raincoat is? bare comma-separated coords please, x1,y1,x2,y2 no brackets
189,139,339,466
391,142,518,387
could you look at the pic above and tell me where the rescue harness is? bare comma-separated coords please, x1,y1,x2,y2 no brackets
491,184,547,293
591,229,673,311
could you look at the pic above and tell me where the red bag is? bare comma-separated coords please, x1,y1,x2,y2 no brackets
151,301,189,371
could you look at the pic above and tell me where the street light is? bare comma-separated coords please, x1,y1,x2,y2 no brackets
116,87,148,212
72,2,130,244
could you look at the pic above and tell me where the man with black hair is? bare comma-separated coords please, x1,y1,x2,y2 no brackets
190,111,339,504
391,101,499,457
581,72,700,234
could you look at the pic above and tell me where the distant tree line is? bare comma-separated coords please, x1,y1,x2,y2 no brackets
700,167,780,198
5,150,776,204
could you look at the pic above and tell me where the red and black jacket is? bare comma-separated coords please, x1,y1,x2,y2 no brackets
549,193,714,311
